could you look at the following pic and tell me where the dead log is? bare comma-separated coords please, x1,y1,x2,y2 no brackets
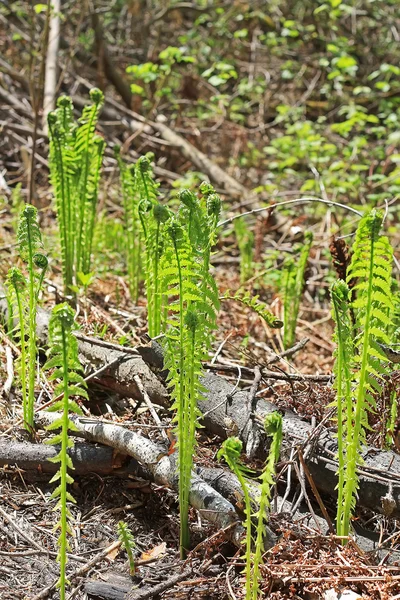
1,296,400,520
2,440,399,564
35,410,246,548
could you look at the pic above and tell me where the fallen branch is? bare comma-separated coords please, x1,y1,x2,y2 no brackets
35,410,246,548
1,296,400,519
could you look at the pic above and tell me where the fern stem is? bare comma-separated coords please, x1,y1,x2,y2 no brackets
59,323,69,600
14,285,27,423
27,220,36,430
171,236,189,558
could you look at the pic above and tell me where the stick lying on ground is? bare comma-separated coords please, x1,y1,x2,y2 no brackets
35,410,246,548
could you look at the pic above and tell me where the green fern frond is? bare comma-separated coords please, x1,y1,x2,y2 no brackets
252,412,282,599
44,303,85,600
220,290,283,328
117,521,136,576
282,232,313,347
218,437,253,600
16,205,47,430
338,209,394,538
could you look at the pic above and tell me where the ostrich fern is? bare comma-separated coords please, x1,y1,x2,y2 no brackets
48,89,104,293
336,209,394,538
282,232,313,348
11,205,48,430
44,303,87,599
161,187,221,557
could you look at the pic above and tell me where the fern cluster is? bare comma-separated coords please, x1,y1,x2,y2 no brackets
48,89,104,293
6,205,48,430
161,185,221,557
333,210,394,538
44,303,87,599
282,231,313,348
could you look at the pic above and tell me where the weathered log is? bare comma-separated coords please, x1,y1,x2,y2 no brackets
35,410,246,548
2,440,399,563
1,296,400,520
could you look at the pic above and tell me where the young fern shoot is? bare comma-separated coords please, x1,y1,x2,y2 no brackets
44,303,88,599
252,412,283,599
16,205,48,430
117,521,136,576
330,280,354,535
218,437,254,600
339,210,393,538
282,232,313,348
7,268,28,422
48,89,104,293
136,156,170,336
161,186,221,557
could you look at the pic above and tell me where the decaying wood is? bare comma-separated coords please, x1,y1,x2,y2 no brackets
36,410,246,548
1,296,400,521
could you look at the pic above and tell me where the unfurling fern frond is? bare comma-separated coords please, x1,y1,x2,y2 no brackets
16,205,48,430
282,232,313,348
330,280,354,535
117,521,136,576
338,209,393,538
160,187,221,558
252,412,283,600
134,155,171,336
6,267,28,422
44,303,87,600
48,89,104,292
218,437,254,600
220,290,283,329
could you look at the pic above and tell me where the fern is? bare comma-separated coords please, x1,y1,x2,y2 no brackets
114,147,142,302
16,205,48,430
135,156,171,337
330,280,354,535
338,209,394,538
220,290,283,329
48,89,104,293
218,437,254,600
252,412,282,600
6,267,28,422
44,303,87,600
160,187,221,557
282,232,313,348
117,521,136,576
